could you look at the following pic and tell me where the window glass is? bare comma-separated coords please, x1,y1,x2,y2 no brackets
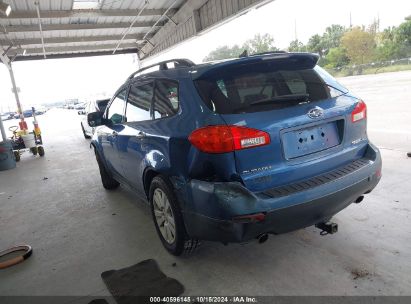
107,90,126,124
153,80,179,119
195,63,348,114
86,102,92,114
126,83,153,122
97,99,109,112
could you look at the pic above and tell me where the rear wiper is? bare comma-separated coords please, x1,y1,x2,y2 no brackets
249,94,310,106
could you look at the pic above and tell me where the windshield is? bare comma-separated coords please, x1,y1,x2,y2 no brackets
194,63,348,114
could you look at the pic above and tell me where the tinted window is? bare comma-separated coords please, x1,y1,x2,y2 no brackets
126,83,153,122
195,63,347,114
153,80,179,119
107,90,126,124
97,99,109,112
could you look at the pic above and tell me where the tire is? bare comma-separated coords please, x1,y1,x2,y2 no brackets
95,151,119,190
81,123,91,139
30,147,38,155
14,151,20,162
37,146,45,157
149,175,200,256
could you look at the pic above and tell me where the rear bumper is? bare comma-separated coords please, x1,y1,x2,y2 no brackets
181,144,382,243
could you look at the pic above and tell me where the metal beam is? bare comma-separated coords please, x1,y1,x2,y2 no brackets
140,0,274,59
1,9,177,19
113,0,149,54
4,21,164,32
0,34,154,46
11,48,138,62
34,1,46,59
8,43,141,56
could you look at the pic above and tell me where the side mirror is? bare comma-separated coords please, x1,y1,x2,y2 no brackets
87,111,106,127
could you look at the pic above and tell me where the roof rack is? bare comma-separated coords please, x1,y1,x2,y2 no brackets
127,58,196,80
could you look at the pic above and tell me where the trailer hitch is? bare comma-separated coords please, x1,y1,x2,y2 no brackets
316,221,338,235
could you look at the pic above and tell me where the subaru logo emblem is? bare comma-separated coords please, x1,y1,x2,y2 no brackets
307,107,324,119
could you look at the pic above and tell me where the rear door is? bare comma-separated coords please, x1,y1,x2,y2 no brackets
194,57,363,192
100,89,127,176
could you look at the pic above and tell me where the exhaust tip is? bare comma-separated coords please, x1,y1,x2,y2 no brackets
355,196,364,204
257,234,269,244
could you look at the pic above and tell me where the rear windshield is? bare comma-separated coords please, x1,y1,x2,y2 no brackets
194,63,348,114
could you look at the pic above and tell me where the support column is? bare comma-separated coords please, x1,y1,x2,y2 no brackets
8,63,27,131
1,47,27,137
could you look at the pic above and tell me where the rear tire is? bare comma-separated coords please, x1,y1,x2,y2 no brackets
14,151,20,162
149,175,200,256
30,147,38,155
95,151,119,190
37,146,45,157
81,123,91,139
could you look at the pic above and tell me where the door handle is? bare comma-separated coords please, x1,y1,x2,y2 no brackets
136,131,146,138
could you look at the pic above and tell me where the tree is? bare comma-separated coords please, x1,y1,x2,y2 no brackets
203,33,278,62
321,24,346,50
341,27,375,64
325,47,349,68
203,45,242,61
393,19,411,57
288,39,306,52
375,27,398,61
307,34,324,55
242,33,279,54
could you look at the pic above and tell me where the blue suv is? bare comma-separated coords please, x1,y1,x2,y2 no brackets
88,53,382,255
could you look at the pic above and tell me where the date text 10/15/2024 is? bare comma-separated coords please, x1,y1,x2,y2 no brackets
149,296,258,303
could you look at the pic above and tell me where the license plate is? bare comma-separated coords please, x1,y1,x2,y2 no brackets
282,122,341,159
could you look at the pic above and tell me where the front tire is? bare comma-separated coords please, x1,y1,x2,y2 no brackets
37,146,45,157
95,151,119,190
149,176,200,256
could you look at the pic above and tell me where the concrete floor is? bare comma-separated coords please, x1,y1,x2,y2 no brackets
0,71,410,297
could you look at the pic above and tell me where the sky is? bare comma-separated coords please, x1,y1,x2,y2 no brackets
1,0,410,111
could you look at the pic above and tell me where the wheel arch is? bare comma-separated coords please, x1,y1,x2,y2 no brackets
143,167,160,199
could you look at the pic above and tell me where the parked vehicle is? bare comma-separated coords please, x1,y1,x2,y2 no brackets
23,109,33,118
79,99,109,139
35,107,47,115
75,103,86,110
88,54,382,256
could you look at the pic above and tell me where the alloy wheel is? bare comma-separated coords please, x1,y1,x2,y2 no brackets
153,188,176,244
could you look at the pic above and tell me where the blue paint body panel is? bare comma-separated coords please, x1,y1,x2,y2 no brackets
91,53,382,243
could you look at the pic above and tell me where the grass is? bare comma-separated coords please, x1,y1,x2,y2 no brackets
327,64,411,77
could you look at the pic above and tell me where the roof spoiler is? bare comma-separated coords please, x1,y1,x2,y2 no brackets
193,53,320,80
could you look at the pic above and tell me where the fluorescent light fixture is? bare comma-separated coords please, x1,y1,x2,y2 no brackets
72,0,100,10
0,1,11,16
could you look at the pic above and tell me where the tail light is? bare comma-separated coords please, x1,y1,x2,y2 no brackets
351,100,367,122
189,125,270,154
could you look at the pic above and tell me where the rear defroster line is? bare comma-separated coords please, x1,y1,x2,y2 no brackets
0,245,33,269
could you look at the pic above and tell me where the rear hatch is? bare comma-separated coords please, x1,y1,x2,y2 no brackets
193,54,368,192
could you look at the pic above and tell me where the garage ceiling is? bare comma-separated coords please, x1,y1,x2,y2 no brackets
0,0,273,62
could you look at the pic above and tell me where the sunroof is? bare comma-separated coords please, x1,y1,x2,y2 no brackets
72,0,101,10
